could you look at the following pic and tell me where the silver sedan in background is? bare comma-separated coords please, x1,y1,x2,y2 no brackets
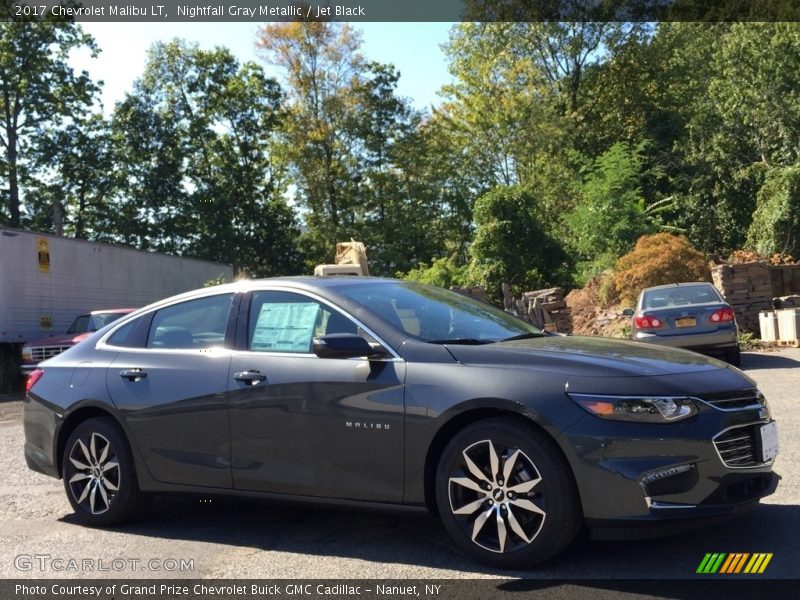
630,282,741,366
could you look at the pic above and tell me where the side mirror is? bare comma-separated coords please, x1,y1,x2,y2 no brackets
312,334,387,359
622,308,635,317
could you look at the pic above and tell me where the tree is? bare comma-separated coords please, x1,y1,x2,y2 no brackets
30,113,116,237
746,165,800,258
111,40,301,276
0,15,99,227
258,22,365,265
564,142,653,282
469,186,568,301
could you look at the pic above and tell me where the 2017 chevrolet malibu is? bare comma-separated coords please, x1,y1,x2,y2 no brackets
23,278,779,568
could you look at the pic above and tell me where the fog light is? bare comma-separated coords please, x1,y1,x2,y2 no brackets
641,464,692,485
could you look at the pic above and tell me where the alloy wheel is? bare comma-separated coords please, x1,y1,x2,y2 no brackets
66,432,121,515
448,439,546,554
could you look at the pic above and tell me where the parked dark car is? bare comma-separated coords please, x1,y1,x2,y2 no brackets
20,309,135,375
23,278,778,568
631,282,741,366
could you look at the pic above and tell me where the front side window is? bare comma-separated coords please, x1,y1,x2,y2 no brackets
147,294,233,349
248,291,359,353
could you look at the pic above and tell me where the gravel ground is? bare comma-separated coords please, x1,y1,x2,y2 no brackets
0,349,797,580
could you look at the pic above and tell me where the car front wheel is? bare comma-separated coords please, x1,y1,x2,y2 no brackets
435,417,582,568
62,417,144,526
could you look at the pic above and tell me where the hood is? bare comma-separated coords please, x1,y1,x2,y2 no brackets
23,333,86,348
444,335,728,378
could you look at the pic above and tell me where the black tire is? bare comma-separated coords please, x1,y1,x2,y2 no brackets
61,417,144,526
724,345,742,367
435,417,582,569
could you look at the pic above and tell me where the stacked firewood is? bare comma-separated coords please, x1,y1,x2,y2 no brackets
502,284,572,332
711,262,773,333
449,285,488,303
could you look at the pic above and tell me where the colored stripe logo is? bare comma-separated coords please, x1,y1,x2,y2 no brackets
696,553,773,574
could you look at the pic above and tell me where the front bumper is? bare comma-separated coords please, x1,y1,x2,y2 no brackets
559,396,778,538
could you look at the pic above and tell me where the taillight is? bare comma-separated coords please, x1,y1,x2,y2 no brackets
709,307,735,324
26,368,44,393
634,314,663,329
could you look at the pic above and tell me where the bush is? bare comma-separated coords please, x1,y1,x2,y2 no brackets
469,186,568,302
400,256,471,288
746,164,800,259
614,233,711,306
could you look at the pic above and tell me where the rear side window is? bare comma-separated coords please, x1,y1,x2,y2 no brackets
107,318,149,348
147,294,234,350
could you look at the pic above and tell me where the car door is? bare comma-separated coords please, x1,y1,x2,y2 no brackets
228,289,406,502
105,292,236,489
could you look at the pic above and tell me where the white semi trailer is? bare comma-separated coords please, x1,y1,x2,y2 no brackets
0,227,233,345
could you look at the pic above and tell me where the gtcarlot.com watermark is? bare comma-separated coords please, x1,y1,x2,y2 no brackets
14,554,194,573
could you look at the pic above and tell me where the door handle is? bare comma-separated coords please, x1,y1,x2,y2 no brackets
234,370,267,385
119,368,147,381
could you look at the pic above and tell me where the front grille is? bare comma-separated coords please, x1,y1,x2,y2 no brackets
713,425,761,467
30,345,71,362
697,389,764,411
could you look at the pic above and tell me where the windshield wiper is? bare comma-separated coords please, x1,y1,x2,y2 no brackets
499,332,547,342
428,338,493,345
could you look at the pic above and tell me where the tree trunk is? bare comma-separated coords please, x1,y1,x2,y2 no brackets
7,128,20,227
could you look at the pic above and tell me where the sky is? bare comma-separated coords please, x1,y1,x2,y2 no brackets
70,22,455,114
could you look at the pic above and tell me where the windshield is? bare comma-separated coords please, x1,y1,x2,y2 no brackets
335,281,541,343
65,312,129,334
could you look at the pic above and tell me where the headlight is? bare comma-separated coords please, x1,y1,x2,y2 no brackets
568,393,698,423
21,346,33,362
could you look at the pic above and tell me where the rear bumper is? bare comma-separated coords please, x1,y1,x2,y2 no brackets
22,393,61,479
633,328,737,351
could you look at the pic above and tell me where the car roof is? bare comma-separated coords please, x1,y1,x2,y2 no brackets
205,276,399,293
89,308,137,315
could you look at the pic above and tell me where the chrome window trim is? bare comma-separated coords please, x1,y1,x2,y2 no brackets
97,284,404,362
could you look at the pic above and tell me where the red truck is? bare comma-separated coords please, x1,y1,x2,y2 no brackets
20,309,134,375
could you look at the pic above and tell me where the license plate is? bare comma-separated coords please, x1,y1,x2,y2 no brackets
759,421,779,462
675,317,696,328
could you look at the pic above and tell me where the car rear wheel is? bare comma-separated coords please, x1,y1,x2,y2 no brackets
724,345,742,367
435,417,582,568
62,417,144,526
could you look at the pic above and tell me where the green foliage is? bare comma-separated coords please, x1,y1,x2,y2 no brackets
0,18,99,227
746,165,800,258
565,142,653,282
401,257,471,288
110,40,303,277
614,234,711,306
469,186,568,301
6,21,800,296
203,274,229,288
739,331,760,350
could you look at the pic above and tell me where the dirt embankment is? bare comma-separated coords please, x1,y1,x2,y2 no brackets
565,275,630,338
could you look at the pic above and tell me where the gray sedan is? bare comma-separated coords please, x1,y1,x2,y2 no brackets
631,282,740,365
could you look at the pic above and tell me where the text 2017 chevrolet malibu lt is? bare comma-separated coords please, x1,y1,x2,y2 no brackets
23,278,779,568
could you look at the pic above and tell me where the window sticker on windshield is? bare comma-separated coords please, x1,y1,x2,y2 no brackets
251,302,321,352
